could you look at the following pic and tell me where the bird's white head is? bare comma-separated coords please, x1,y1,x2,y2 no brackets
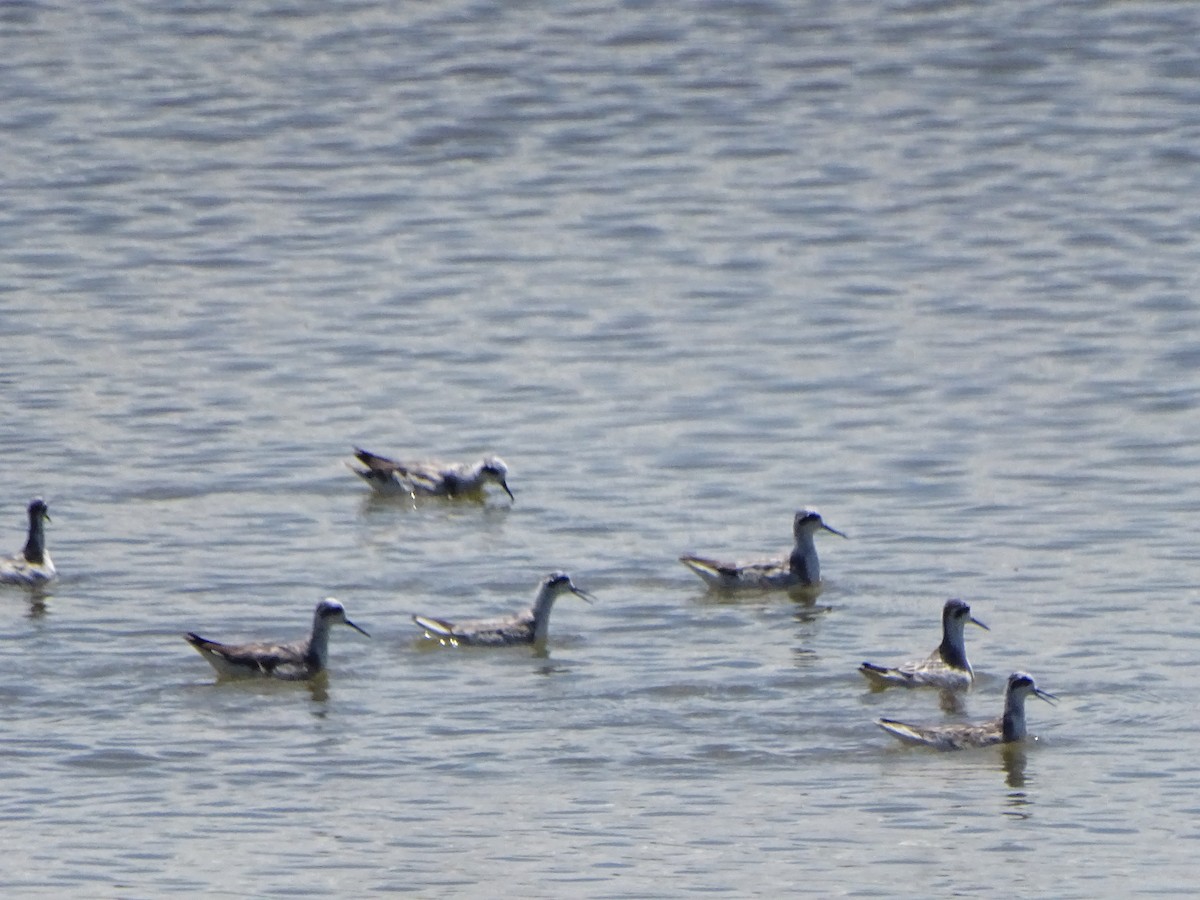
480,457,514,500
793,508,847,540
1007,671,1056,705
541,571,595,604
315,598,370,638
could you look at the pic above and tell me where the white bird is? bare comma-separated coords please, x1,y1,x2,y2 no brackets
413,572,594,646
348,447,513,501
0,498,56,586
875,671,1057,750
185,598,370,680
679,509,846,590
859,599,989,690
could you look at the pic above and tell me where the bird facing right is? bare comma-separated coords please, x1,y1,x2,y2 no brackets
0,498,56,586
875,671,1057,750
678,508,847,591
185,598,370,680
859,599,989,691
348,447,514,501
413,572,594,647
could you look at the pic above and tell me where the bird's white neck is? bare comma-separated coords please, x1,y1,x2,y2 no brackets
939,619,971,672
530,588,559,643
308,617,333,669
788,534,820,584
1002,697,1028,742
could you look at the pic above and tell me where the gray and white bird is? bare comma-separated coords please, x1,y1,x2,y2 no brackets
679,509,846,590
413,572,594,647
185,598,370,680
0,498,56,586
859,599,989,691
348,447,513,501
875,672,1057,750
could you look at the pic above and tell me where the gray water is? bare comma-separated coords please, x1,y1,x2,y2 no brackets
2,0,1198,896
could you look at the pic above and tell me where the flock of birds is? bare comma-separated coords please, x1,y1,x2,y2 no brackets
0,447,1058,752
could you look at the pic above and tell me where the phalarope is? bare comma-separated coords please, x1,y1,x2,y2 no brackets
413,571,594,646
0,498,56,586
859,599,988,690
875,671,1057,750
185,598,370,680
679,509,846,590
348,447,514,501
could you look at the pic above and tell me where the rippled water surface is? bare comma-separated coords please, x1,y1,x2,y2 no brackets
2,1,1199,895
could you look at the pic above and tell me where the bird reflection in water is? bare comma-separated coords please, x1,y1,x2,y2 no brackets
937,689,968,715
307,676,330,704
1002,744,1032,818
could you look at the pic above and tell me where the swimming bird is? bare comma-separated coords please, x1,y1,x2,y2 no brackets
0,498,56,586
185,598,370,680
413,571,594,646
875,671,1057,750
348,447,514,501
679,509,846,590
859,599,989,690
